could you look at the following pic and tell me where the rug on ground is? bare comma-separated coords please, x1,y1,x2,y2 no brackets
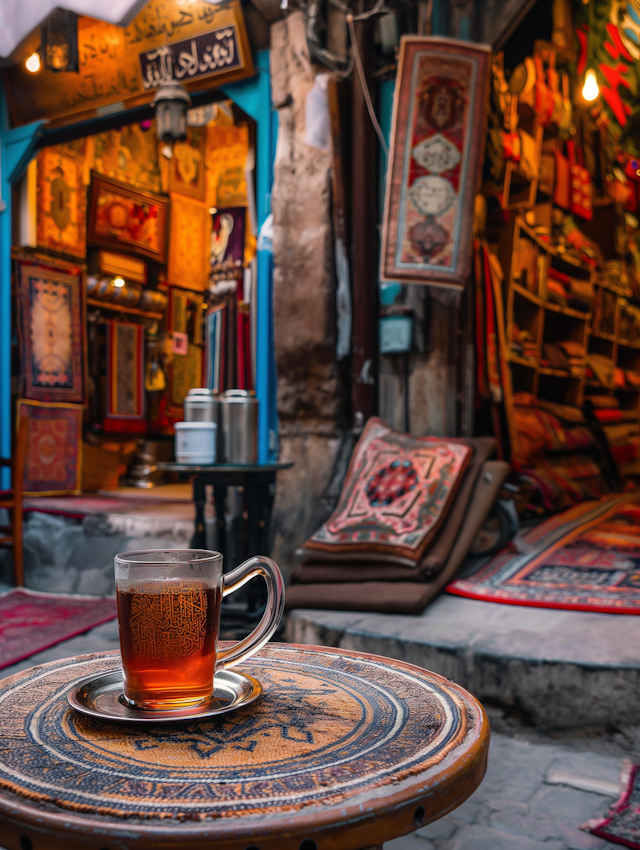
448,492,640,614
585,760,640,848
0,588,117,670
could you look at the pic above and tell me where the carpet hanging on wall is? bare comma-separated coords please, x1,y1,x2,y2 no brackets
448,493,640,614
18,399,82,496
0,588,117,670
104,320,145,433
17,261,84,403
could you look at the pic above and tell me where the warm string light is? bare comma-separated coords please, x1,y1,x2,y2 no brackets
112,277,125,288
582,68,599,101
25,52,40,73
582,0,600,102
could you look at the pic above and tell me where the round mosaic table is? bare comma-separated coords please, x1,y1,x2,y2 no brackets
0,645,489,850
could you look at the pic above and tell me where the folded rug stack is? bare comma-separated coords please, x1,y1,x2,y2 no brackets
285,418,508,615
510,393,613,512
511,324,538,361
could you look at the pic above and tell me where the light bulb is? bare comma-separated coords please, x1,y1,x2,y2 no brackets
582,69,599,102
25,52,41,73
112,277,125,288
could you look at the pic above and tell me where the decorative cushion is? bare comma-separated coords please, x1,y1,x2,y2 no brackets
286,460,509,613
300,418,472,566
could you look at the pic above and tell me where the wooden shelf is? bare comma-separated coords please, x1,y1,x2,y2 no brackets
544,302,591,320
538,367,577,378
618,338,640,351
518,220,594,275
585,380,613,390
508,353,538,368
512,283,542,305
87,298,164,320
501,214,640,437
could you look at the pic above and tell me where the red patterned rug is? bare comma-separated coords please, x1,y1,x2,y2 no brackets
0,589,117,670
448,493,640,614
585,761,640,848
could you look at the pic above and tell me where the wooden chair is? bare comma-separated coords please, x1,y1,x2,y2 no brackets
0,415,28,586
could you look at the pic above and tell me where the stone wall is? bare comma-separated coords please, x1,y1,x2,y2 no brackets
269,12,351,578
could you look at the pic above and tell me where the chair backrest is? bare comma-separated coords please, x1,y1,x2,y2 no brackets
13,415,28,501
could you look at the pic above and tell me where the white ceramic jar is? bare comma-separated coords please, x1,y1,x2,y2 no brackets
174,421,217,465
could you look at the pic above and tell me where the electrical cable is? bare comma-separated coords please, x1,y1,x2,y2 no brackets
347,14,389,156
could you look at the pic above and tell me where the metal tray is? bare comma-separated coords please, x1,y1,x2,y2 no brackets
67,668,262,723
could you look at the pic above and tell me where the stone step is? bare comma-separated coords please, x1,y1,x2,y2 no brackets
285,594,640,728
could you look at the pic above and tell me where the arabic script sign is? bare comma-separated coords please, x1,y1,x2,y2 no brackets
6,0,252,127
140,26,241,90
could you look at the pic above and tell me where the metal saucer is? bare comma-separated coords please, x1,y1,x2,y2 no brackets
67,668,262,723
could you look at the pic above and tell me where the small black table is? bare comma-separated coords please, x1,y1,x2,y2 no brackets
157,462,293,560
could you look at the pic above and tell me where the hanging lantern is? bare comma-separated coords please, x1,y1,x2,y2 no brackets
41,10,78,72
153,81,192,144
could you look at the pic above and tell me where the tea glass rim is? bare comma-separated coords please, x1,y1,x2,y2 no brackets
114,549,222,568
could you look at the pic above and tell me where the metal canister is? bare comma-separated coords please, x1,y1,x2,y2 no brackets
184,388,216,422
220,390,258,463
184,388,221,457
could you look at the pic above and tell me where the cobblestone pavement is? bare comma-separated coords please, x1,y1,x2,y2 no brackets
386,710,639,850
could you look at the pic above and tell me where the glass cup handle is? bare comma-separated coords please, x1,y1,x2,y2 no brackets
216,556,285,671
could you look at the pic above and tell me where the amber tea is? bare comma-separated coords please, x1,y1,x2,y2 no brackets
117,582,221,709
114,549,284,712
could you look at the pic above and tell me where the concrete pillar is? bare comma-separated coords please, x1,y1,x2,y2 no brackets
269,12,350,578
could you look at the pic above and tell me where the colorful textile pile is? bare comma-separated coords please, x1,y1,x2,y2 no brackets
448,493,640,614
546,268,594,311
540,341,585,376
585,760,640,848
286,418,509,615
603,422,640,471
586,353,614,388
584,396,640,476
510,325,538,361
510,393,611,512
558,341,586,378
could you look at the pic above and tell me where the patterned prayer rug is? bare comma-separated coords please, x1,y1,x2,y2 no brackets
301,417,471,566
17,261,84,403
448,493,640,613
18,400,82,495
585,761,640,848
0,589,116,670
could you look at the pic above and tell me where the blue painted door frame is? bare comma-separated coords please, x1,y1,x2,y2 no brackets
0,49,276,482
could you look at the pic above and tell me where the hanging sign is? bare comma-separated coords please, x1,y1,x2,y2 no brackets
5,0,252,127
139,26,241,90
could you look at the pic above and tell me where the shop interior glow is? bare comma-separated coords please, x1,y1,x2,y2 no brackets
112,277,125,288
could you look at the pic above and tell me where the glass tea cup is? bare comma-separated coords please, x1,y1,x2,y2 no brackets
114,549,284,710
